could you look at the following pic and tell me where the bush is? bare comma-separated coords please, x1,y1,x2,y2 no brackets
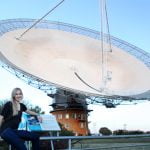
53,123,75,149
113,129,144,135
99,127,112,136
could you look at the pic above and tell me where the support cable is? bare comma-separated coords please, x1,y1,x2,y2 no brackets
104,0,112,52
16,0,65,40
74,72,102,93
99,0,112,91
100,0,105,89
74,0,112,95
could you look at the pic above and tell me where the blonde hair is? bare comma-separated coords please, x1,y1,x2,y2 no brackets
11,87,23,116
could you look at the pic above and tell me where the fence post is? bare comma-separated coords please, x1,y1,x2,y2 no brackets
68,138,72,150
50,140,54,150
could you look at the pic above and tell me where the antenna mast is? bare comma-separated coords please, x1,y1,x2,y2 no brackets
100,0,112,93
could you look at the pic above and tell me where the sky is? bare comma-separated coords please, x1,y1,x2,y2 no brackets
0,0,150,133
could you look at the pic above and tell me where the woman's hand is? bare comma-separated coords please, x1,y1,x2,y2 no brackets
0,115,4,128
26,110,43,123
37,116,43,123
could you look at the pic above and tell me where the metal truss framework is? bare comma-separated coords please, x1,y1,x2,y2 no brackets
0,61,56,94
0,19,150,105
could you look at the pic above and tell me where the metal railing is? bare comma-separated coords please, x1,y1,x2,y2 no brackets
1,134,150,150
39,134,150,150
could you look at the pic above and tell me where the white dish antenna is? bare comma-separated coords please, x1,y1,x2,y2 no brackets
0,19,150,99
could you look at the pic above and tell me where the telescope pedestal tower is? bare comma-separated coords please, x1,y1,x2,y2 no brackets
48,90,92,136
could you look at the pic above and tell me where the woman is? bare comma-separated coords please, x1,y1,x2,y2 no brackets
0,87,42,150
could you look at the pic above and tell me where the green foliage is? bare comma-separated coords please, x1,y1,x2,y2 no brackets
59,128,75,136
113,129,144,135
23,100,45,114
59,123,75,136
0,141,9,150
0,99,45,114
0,99,8,113
29,105,45,114
99,127,112,136
113,129,126,135
146,131,150,134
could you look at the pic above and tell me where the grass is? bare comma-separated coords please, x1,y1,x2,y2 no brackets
71,137,150,150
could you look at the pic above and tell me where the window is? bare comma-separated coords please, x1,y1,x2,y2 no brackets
58,114,62,119
65,114,69,119
64,123,69,129
81,114,86,120
55,114,57,118
75,132,78,136
71,113,77,119
80,122,84,128
77,114,81,119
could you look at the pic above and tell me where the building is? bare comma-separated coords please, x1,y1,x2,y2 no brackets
48,90,92,136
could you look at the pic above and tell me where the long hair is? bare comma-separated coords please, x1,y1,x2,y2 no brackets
11,87,23,116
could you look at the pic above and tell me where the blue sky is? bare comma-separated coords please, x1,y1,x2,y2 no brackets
1,0,150,52
0,0,150,133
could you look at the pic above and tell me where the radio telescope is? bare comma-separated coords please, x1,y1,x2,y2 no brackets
0,19,150,104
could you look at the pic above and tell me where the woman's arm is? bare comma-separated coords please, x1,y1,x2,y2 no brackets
25,110,38,116
0,115,4,128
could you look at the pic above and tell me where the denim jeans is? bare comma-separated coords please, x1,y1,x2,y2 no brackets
0,128,40,150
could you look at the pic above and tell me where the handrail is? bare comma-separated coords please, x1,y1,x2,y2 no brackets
39,134,150,150
1,134,150,150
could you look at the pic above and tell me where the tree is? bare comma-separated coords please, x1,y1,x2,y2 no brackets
0,99,8,113
0,99,45,114
99,127,112,136
59,123,74,136
113,129,126,135
146,131,150,134
113,129,144,135
52,123,74,149
28,105,45,114
23,100,45,114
